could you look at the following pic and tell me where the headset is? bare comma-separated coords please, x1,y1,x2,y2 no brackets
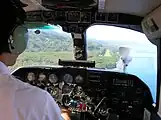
7,0,28,55
8,25,28,54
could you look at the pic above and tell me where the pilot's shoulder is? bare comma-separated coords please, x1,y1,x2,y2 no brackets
10,75,50,105
6,75,61,119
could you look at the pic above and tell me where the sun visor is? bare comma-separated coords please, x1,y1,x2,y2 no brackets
141,5,161,40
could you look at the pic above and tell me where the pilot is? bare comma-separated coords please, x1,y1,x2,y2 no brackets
0,0,70,120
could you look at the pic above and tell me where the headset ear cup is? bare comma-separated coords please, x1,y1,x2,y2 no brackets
9,26,28,54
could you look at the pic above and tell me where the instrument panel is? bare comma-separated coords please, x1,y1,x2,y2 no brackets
12,66,153,120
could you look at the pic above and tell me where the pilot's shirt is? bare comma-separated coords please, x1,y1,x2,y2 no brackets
0,61,63,120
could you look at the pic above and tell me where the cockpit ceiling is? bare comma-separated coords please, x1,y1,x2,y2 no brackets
21,0,161,17
104,0,161,17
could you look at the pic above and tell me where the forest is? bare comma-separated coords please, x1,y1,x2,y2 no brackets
10,29,119,71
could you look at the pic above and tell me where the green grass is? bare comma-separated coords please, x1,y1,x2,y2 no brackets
9,51,119,71
10,51,74,71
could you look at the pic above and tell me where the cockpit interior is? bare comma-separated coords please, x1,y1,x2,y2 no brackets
11,0,161,120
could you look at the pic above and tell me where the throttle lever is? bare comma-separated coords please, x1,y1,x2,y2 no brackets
94,97,107,114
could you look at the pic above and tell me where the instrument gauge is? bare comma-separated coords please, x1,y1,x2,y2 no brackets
75,75,83,83
49,74,58,84
38,73,46,81
63,74,73,83
51,87,59,98
27,72,35,81
62,84,72,94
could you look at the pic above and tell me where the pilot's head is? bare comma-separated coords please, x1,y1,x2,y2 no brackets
0,0,28,66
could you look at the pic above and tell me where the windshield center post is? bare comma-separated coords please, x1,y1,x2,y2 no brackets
72,33,87,60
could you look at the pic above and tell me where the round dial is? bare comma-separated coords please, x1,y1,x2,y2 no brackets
75,75,83,83
51,87,59,98
63,74,73,83
38,73,46,81
49,74,58,84
27,72,35,81
62,84,72,94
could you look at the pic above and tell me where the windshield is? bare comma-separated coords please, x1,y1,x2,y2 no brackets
10,24,157,103
10,24,73,70
86,25,157,103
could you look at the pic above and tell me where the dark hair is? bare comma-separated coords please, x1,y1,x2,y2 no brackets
0,0,26,54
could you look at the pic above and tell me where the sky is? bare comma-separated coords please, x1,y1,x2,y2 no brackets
86,25,152,44
86,25,157,51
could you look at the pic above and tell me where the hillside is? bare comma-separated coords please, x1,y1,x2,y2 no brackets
27,29,119,53
26,29,73,52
